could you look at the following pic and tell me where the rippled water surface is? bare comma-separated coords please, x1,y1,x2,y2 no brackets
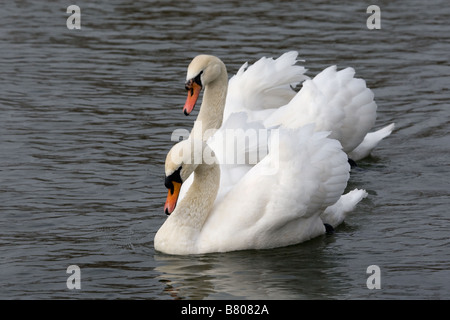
1,0,449,299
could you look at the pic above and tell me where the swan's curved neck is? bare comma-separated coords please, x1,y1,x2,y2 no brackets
191,69,228,141
156,161,220,253
180,162,220,224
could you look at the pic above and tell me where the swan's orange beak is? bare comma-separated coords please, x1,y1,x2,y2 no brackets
164,181,181,215
183,80,202,116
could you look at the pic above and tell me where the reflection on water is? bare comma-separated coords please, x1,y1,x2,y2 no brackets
1,0,449,299
154,236,351,300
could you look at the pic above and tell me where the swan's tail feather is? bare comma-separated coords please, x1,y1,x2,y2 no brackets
348,123,395,161
321,189,368,228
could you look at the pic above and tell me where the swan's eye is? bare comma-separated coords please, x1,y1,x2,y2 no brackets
194,71,203,86
185,71,203,92
164,178,174,193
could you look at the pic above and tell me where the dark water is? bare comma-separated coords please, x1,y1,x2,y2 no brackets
1,0,449,299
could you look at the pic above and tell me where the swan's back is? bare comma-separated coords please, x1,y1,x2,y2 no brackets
198,125,350,253
223,51,308,122
223,52,379,154
265,66,377,153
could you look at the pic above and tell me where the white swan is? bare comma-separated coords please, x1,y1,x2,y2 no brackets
183,51,394,159
177,53,391,206
154,125,366,255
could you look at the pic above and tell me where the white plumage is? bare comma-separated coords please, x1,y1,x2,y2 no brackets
155,52,392,255
155,126,364,254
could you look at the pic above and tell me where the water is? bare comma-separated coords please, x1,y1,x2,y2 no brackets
1,0,449,299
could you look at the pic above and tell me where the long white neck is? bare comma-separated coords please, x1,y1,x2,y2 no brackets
191,69,228,141
154,162,220,255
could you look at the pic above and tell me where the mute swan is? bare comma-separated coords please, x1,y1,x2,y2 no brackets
183,51,394,159
154,125,366,255
176,52,390,209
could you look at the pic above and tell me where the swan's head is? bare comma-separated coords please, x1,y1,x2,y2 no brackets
183,55,226,116
164,139,212,215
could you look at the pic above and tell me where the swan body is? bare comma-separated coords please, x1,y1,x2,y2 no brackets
177,52,392,204
155,126,361,255
223,52,394,155
263,65,377,153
